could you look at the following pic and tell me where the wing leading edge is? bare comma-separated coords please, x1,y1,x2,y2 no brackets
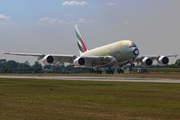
134,54,178,62
2,52,113,66
134,54,178,67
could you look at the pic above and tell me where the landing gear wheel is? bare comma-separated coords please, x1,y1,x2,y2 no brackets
106,70,114,74
117,69,124,74
89,69,94,73
95,70,102,74
131,63,135,68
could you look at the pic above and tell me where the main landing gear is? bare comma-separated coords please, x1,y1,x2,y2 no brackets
89,69,102,74
105,68,114,74
89,63,102,74
90,68,123,74
117,68,124,74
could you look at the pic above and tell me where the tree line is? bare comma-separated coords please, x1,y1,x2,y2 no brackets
0,59,86,74
0,59,179,74
168,59,180,68
0,59,42,73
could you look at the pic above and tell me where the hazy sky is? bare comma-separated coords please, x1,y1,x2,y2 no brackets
0,0,179,65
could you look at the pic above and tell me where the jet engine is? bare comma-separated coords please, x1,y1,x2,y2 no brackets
73,57,86,66
157,56,169,66
141,57,153,67
42,55,54,65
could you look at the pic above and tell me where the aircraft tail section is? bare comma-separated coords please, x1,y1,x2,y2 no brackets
74,24,88,55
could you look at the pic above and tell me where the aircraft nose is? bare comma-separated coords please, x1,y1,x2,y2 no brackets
133,48,139,56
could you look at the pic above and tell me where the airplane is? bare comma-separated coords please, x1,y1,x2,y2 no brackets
3,24,178,74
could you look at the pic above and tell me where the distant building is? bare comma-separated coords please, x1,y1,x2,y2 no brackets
67,70,75,74
137,68,147,73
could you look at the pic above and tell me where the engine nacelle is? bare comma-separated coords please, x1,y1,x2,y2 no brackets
42,55,54,65
157,56,169,66
73,57,86,66
141,57,153,67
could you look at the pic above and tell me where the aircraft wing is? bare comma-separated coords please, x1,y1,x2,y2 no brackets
2,52,77,64
3,52,44,57
134,54,178,61
2,52,112,65
133,54,178,66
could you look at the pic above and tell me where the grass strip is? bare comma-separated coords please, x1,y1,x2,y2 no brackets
0,78,180,120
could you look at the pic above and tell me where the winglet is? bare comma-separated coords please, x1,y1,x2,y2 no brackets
2,51,9,55
175,53,178,58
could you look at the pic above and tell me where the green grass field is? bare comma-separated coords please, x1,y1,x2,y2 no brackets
1,78,180,120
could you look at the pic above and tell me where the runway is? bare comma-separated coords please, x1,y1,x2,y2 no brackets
0,75,180,83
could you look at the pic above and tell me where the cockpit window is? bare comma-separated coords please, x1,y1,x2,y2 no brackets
129,42,136,48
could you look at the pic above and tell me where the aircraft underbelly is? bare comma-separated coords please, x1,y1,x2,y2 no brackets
94,57,118,68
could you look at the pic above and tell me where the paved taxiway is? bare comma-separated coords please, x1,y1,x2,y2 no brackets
0,75,180,83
